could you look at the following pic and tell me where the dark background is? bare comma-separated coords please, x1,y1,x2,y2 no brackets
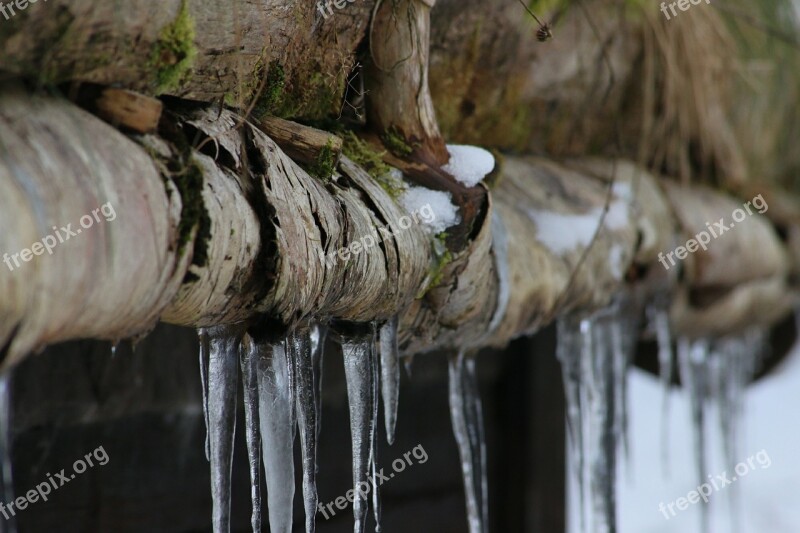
5,324,566,533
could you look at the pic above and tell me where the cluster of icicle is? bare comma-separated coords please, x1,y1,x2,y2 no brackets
676,329,766,533
556,295,767,533
198,319,400,533
197,316,491,533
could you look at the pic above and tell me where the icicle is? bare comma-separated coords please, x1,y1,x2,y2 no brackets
448,351,488,533
240,335,262,533
708,330,765,533
110,342,118,358
291,329,319,533
285,334,298,438
378,316,400,445
465,355,488,532
253,333,295,533
558,304,633,533
611,299,640,471
340,326,377,533
370,322,382,533
403,354,414,378
0,371,15,533
198,328,211,461
206,326,241,533
256,334,296,533
310,323,328,441
586,313,617,533
649,303,674,473
556,315,587,533
677,337,710,533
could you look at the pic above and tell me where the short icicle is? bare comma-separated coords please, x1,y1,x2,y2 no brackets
198,327,211,461
206,325,241,533
339,324,377,533
240,334,262,533
378,315,400,446
291,328,320,533
253,331,295,533
649,303,674,473
448,350,488,533
310,323,328,441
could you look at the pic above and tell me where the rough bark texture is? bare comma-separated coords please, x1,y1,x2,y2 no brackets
0,0,370,119
1,0,798,369
3,84,795,370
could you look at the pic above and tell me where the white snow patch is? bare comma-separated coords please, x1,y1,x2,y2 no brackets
441,144,495,187
608,244,626,281
527,209,602,254
528,189,632,254
400,186,460,235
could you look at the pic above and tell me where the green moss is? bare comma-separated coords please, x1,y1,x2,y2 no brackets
247,60,343,121
382,127,414,157
149,0,197,95
306,138,338,181
171,160,211,270
251,60,287,117
341,132,406,199
416,232,454,298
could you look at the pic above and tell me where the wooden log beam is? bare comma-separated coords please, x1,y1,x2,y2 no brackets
0,88,795,369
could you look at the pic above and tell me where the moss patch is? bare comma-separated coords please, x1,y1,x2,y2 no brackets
171,160,211,270
382,126,414,157
149,0,197,95
306,138,338,182
417,232,454,298
342,132,406,199
245,60,344,121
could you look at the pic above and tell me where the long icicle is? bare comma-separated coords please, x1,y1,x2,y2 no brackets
206,325,241,533
370,322,382,532
0,371,15,533
556,315,587,533
588,312,618,533
464,354,488,532
292,328,320,533
579,317,595,533
253,332,295,533
240,334,262,533
651,303,674,474
198,328,211,461
340,326,376,533
709,331,764,533
678,337,710,533
378,316,400,446
448,350,488,533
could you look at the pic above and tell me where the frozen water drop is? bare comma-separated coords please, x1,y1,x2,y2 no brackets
253,332,295,533
379,316,400,445
206,325,241,533
240,334,262,533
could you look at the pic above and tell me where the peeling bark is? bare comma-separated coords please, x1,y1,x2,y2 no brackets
0,86,796,368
